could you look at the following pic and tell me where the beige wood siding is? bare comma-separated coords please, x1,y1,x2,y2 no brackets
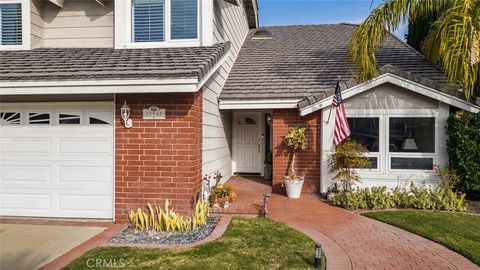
41,0,114,48
202,0,250,180
31,0,43,48
345,83,439,110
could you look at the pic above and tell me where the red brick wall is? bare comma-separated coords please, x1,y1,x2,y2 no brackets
272,109,321,193
114,93,202,223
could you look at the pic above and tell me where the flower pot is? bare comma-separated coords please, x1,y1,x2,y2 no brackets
283,176,304,198
326,192,336,202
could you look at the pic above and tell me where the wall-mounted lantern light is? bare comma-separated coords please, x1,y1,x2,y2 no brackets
121,101,133,128
266,113,272,126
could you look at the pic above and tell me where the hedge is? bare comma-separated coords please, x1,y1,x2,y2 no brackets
446,112,480,198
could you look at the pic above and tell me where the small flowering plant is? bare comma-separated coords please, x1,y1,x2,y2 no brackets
204,171,236,207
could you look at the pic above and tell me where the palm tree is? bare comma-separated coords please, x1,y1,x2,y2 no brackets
349,0,480,101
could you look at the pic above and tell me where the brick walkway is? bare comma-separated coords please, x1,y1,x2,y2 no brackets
212,176,272,215
269,194,479,270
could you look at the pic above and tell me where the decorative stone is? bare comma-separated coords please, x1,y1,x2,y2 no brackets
109,217,220,245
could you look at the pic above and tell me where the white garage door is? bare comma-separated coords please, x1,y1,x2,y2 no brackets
0,103,114,219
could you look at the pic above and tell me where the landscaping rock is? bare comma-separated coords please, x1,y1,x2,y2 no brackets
109,217,220,245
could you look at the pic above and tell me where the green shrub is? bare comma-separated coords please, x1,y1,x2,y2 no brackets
446,111,480,198
331,184,466,211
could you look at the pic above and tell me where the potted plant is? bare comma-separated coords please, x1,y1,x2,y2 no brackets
329,138,371,192
283,127,308,198
264,151,272,180
326,184,339,201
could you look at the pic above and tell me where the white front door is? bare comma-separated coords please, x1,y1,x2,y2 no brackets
0,102,114,219
233,113,262,173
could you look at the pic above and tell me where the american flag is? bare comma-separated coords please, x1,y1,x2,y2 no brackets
332,81,351,146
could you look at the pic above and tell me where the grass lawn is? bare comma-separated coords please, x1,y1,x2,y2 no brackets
363,210,480,266
65,217,325,269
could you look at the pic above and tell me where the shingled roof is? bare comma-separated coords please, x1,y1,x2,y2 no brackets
0,42,230,81
220,24,458,101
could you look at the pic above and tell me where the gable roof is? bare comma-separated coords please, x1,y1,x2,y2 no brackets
0,42,230,82
219,24,463,102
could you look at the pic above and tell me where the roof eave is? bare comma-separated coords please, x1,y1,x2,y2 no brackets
0,52,229,96
299,73,480,115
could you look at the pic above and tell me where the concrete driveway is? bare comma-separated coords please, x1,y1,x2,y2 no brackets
0,223,105,270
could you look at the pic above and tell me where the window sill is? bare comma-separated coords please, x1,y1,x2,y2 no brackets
0,44,30,51
118,40,201,49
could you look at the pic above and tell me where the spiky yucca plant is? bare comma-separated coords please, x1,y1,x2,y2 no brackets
128,200,209,232
349,0,480,100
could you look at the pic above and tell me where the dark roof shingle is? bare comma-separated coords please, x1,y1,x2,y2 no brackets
220,24,457,101
0,42,230,81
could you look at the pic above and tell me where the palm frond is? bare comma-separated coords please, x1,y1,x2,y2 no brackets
422,0,480,100
349,0,479,100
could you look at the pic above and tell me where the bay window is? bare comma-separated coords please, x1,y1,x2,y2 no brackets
130,0,198,44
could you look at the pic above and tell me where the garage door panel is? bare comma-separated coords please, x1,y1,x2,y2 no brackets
1,193,51,211
58,166,112,183
1,165,51,183
59,138,112,155
1,137,51,154
0,104,114,219
59,194,112,212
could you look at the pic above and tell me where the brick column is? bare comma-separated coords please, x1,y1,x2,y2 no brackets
272,109,321,194
114,92,202,223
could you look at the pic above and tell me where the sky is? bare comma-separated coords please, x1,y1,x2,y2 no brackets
257,0,408,40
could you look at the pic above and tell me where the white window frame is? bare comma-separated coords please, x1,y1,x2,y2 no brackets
117,0,202,49
0,0,30,50
347,109,439,175
347,115,381,173
386,114,438,173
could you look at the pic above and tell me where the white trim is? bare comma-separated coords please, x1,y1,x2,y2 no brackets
115,0,203,49
0,78,199,95
219,99,301,110
300,73,480,116
0,0,31,51
47,0,64,8
200,0,213,46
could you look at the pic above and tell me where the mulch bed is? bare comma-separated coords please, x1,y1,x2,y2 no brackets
108,217,220,245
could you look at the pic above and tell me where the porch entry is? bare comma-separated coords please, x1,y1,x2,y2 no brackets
232,111,272,176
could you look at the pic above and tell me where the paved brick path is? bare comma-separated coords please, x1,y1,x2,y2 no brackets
268,194,479,270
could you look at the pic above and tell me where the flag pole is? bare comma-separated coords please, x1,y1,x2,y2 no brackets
325,76,341,124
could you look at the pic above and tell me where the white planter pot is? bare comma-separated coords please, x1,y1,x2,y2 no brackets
283,177,304,198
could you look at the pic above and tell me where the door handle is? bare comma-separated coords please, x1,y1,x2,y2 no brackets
258,143,261,153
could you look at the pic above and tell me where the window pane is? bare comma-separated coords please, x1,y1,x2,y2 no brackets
88,111,112,125
391,157,433,170
59,113,80,125
171,0,198,39
0,4,23,45
389,117,434,153
132,0,164,42
29,113,50,125
238,117,256,125
347,118,379,152
0,112,21,125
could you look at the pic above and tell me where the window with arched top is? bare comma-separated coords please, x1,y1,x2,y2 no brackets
238,117,257,125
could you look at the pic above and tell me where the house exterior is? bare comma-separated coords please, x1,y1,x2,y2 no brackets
0,0,478,222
